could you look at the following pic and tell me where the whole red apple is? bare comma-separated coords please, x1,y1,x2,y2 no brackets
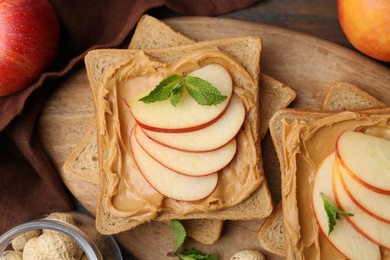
338,0,390,62
0,0,60,96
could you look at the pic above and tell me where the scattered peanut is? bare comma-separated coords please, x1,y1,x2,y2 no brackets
23,233,83,260
11,230,41,252
80,254,88,260
44,212,74,224
0,251,23,260
230,250,265,260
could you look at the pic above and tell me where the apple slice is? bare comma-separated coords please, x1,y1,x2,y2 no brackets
337,130,390,193
336,157,390,223
312,153,380,259
130,126,218,201
134,124,236,176
142,94,245,152
333,162,390,248
128,63,233,133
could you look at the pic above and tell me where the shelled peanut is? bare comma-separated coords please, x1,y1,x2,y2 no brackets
230,250,266,260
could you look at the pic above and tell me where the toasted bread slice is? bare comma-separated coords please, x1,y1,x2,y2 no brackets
257,83,385,256
85,36,273,235
257,202,285,256
62,122,99,215
129,15,194,49
259,74,296,137
322,82,385,111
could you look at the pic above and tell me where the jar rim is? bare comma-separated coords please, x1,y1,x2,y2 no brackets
0,219,103,260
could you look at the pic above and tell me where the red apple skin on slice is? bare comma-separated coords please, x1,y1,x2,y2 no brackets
130,126,218,201
336,156,390,223
134,124,236,177
312,153,380,260
333,161,390,249
128,63,233,133
142,94,245,152
337,131,390,193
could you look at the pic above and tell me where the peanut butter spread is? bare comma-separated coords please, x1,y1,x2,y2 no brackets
94,48,263,222
281,111,390,259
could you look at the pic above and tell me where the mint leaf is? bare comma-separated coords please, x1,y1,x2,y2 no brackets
138,73,227,107
139,74,181,103
320,192,354,236
170,81,184,107
169,221,218,260
179,249,218,260
184,76,227,106
170,220,186,253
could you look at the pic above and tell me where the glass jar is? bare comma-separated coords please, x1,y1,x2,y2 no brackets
0,212,122,260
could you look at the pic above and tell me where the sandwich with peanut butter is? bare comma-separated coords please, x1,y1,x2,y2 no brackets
85,36,273,234
257,82,386,257
269,105,390,259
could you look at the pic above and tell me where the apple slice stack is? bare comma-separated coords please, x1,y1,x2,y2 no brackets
312,131,390,259
127,64,246,201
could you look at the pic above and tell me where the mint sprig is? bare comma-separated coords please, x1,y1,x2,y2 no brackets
184,76,227,106
139,74,227,107
169,220,218,260
320,192,354,236
139,74,182,104
179,249,218,260
170,220,186,253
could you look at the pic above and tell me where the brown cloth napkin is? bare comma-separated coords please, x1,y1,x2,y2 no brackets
0,0,258,234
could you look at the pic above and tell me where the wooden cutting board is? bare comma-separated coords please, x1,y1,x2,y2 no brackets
37,17,390,259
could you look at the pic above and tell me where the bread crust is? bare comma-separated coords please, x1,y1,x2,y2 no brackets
258,202,285,256
322,82,385,111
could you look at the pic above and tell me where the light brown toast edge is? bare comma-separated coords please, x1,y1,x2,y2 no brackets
129,15,194,49
257,201,285,256
85,36,274,235
322,82,385,111
258,83,386,256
